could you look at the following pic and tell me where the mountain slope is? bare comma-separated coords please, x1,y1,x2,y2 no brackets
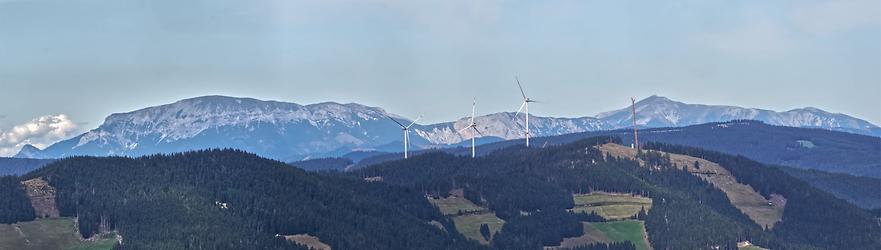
23,96,415,161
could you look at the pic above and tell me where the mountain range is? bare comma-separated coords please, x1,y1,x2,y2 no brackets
15,95,880,161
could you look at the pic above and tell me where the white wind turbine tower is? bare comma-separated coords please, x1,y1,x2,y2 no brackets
514,77,537,147
457,98,483,158
386,114,422,159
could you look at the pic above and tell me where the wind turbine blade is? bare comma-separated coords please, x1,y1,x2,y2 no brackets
405,115,422,129
457,125,470,134
472,127,484,136
471,98,476,121
385,115,406,128
515,102,526,116
515,76,527,100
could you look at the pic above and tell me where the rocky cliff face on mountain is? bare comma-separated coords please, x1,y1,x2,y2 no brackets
19,96,411,161
16,95,880,160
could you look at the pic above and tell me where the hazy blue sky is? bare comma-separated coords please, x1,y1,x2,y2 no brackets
0,0,879,153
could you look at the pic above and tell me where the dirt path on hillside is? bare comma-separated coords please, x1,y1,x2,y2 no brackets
14,225,30,245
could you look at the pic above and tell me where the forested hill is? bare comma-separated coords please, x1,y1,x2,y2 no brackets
16,150,480,250
353,136,881,249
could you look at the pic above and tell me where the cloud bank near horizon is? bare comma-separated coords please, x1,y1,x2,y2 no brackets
0,114,79,157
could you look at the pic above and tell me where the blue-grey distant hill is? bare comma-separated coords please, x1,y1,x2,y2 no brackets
0,157,54,176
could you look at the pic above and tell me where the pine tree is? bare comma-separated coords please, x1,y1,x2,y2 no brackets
480,223,491,241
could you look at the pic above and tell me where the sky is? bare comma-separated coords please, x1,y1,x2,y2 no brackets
0,0,879,156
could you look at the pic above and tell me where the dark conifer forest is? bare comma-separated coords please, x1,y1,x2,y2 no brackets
0,175,36,224
18,150,480,250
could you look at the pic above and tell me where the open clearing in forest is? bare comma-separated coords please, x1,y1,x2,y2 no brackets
0,218,117,250
283,234,331,250
452,212,505,245
740,246,768,250
547,222,609,249
551,220,651,250
429,189,504,245
598,143,785,229
570,192,652,220
429,196,485,216
589,221,651,250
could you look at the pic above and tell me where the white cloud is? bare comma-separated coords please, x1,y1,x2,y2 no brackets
0,114,79,157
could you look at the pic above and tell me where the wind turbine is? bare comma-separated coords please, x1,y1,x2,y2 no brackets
387,114,422,159
457,98,483,158
514,76,537,147
631,97,639,149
